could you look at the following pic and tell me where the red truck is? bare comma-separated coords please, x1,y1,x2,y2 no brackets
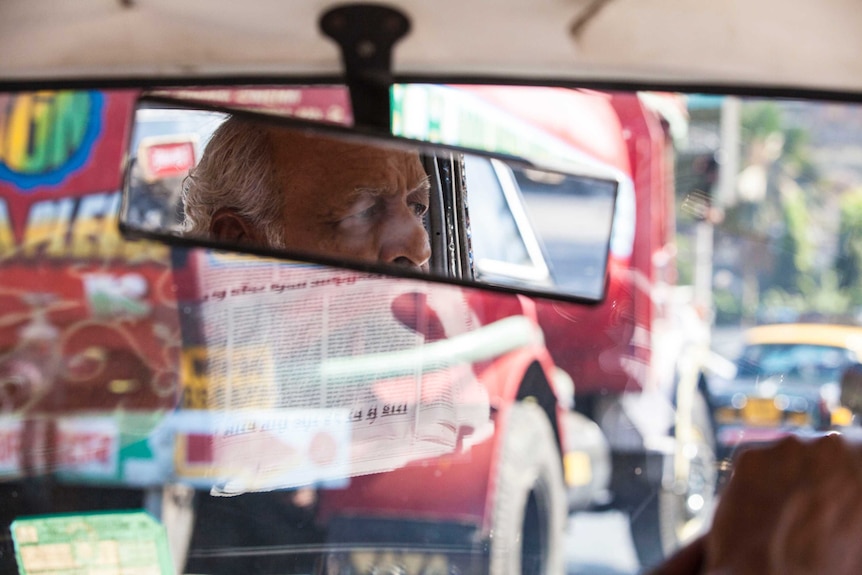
0,88,574,575
0,85,712,574
392,84,715,565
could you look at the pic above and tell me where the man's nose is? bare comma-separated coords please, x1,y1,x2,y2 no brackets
380,209,431,270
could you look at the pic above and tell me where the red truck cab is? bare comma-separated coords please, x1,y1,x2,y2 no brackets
392,85,714,564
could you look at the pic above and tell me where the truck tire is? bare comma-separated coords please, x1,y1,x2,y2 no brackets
490,401,566,575
629,391,716,569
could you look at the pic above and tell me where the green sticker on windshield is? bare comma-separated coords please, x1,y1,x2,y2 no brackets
11,510,173,575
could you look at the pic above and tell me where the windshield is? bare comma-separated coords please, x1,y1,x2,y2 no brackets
736,343,856,384
3,85,862,575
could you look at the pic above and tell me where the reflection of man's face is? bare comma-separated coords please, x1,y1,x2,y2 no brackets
269,128,431,270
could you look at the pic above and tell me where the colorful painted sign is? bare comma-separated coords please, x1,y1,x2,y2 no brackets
0,90,137,250
0,91,103,189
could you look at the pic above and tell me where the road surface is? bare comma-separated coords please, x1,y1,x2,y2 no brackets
565,511,640,575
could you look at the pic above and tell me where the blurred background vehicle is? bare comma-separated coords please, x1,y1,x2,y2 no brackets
707,323,862,461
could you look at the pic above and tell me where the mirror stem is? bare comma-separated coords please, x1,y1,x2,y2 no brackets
319,3,411,132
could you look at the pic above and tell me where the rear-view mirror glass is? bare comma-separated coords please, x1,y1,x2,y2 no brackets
120,89,619,303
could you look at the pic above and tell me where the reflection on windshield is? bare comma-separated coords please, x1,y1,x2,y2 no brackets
174,250,498,495
737,344,854,383
5,85,862,575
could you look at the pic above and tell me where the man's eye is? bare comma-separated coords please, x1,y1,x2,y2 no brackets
348,201,381,220
356,205,376,218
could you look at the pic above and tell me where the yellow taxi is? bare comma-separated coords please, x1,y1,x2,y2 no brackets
709,323,862,456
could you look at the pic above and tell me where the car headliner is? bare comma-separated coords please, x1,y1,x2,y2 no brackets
1,0,861,95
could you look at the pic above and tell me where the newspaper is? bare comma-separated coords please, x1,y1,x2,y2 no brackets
176,251,501,493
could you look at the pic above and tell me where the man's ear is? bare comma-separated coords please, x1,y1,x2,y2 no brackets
209,208,264,244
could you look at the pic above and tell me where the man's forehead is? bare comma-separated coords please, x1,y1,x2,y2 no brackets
269,126,425,184
268,125,419,162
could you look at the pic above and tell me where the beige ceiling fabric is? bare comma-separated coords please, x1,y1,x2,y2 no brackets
0,0,860,92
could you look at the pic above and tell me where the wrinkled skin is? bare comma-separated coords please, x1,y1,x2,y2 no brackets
271,132,431,270
211,128,431,270
652,434,862,575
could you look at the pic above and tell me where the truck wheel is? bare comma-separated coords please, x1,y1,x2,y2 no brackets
490,401,566,575
629,391,716,569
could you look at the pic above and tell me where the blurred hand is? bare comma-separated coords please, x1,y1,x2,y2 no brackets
647,535,705,575
650,434,862,575
706,434,862,575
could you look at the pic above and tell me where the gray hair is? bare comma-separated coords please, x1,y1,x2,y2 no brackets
182,116,286,248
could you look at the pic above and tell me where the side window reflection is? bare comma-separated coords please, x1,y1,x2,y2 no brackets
465,155,532,267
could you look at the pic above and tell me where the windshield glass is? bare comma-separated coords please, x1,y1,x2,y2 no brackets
736,343,856,383
3,85,862,575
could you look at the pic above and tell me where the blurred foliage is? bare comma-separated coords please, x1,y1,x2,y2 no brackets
770,186,812,293
783,127,819,186
759,270,851,323
804,270,852,318
741,102,782,139
677,98,862,326
713,287,743,325
716,100,826,321
836,190,862,305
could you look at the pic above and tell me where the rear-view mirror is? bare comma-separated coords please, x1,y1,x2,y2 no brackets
119,89,619,303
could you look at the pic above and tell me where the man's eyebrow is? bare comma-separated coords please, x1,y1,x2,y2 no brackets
411,175,431,194
351,174,431,197
348,185,391,200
